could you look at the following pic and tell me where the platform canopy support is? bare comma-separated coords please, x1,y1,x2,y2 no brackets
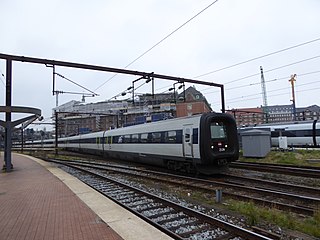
0,106,41,172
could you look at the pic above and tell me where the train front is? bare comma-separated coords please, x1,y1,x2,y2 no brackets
197,113,239,174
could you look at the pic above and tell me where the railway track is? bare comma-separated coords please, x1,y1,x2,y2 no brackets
220,173,320,197
229,161,320,178
53,160,273,240
47,158,319,216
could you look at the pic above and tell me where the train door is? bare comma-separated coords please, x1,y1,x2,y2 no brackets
183,124,193,157
108,135,112,150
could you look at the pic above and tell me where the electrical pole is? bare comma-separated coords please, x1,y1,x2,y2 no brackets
4,58,12,171
289,74,297,121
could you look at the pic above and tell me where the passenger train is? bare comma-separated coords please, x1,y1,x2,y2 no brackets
20,113,239,174
240,120,320,148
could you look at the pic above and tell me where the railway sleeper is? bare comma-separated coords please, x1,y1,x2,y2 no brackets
155,215,185,225
151,212,186,224
126,198,154,208
139,205,165,212
112,190,134,197
174,223,210,235
179,224,213,238
119,197,144,204
132,203,162,212
145,209,177,219
165,221,200,233
166,160,196,174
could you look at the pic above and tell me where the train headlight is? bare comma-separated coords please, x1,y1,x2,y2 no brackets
211,145,214,149
225,144,228,148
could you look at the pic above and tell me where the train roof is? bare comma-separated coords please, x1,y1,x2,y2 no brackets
240,119,319,131
241,120,318,128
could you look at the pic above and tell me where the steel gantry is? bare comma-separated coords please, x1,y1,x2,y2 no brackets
0,53,226,172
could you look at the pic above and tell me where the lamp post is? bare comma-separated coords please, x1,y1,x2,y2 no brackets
129,75,153,104
168,81,185,104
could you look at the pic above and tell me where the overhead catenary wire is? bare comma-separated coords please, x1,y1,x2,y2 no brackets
195,36,320,78
55,72,98,96
210,86,320,109
198,56,320,94
208,71,320,107
224,86,320,105
202,70,320,94
225,80,318,102
94,0,220,92
224,55,320,85
107,81,147,101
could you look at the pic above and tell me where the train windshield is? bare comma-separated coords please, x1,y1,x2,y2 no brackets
210,122,227,140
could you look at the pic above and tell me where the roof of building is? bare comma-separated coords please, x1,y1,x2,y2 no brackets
178,86,212,110
296,104,320,113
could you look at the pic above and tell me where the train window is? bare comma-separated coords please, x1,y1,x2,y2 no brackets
123,135,131,143
152,132,162,143
140,133,148,143
193,128,198,144
131,134,139,143
282,131,296,137
176,130,183,143
295,130,313,137
113,136,120,143
210,122,227,139
165,131,176,143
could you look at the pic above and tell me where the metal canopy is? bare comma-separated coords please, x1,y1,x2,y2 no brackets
0,106,41,128
0,106,41,172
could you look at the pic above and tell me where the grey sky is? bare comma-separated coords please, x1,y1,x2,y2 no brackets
1,0,320,124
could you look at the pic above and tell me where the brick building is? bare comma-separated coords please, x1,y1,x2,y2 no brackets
296,105,320,121
176,86,212,117
226,108,264,126
228,104,320,127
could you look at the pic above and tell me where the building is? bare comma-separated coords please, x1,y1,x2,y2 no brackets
226,108,264,126
263,105,293,123
228,104,320,126
176,86,212,117
53,100,130,136
265,104,320,123
296,105,320,121
52,86,212,136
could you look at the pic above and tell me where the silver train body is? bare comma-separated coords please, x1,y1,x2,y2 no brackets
240,120,320,148
23,113,239,174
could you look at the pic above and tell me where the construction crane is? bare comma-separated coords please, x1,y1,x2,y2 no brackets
260,66,268,122
289,74,297,121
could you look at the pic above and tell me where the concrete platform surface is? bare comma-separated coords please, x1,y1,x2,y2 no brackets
0,153,172,240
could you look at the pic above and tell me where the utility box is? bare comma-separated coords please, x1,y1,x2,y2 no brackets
278,136,288,150
241,129,271,158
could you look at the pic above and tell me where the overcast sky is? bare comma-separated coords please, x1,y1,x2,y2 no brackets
1,0,320,125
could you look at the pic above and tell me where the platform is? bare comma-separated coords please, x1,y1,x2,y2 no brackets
0,153,172,240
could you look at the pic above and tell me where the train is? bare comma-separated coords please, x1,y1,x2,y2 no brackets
239,120,320,148
20,113,239,174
